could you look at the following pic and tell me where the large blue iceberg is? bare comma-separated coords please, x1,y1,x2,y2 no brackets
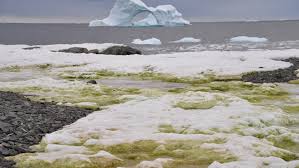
89,0,190,27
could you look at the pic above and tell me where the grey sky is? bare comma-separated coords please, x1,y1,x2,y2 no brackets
1,0,299,23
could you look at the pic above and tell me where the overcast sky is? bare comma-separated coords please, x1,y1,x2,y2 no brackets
1,0,299,23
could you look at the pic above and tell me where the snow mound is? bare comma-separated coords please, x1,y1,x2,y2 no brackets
230,36,268,43
171,37,201,43
89,0,190,27
132,38,162,45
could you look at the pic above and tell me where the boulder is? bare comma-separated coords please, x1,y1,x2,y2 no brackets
87,80,97,84
23,46,41,50
100,46,142,55
58,47,89,54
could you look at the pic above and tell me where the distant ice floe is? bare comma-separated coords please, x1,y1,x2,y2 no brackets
132,38,162,45
230,36,268,43
89,0,190,27
171,37,201,43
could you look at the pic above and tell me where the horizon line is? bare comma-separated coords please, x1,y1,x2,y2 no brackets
1,19,299,24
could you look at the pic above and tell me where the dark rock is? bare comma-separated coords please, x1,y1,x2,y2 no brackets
58,47,89,54
0,157,15,168
100,46,142,55
88,49,100,54
87,80,97,84
0,91,92,167
242,58,299,83
23,47,41,50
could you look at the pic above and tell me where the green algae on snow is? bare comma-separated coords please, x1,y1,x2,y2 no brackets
268,135,299,155
86,140,236,168
14,140,235,168
167,80,290,105
175,100,217,110
282,105,299,113
288,80,299,84
10,153,123,168
59,70,217,85
0,65,21,72
175,81,289,104
158,124,195,134
173,93,231,110
0,85,142,110
158,124,221,135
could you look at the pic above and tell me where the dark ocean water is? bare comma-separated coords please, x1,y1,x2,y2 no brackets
1,21,299,45
1,21,299,54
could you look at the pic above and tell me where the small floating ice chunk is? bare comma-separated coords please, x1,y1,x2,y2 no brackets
132,38,162,45
172,37,201,43
230,36,268,43
171,37,201,43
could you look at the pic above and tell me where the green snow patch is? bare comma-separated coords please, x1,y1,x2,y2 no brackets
173,92,231,110
0,63,89,73
0,84,142,110
268,135,299,154
158,124,218,135
85,140,236,168
12,140,235,168
158,124,192,134
270,150,298,161
59,70,218,85
288,80,299,84
175,100,217,110
10,153,123,168
170,81,290,104
205,82,289,104
282,105,299,113
0,65,21,72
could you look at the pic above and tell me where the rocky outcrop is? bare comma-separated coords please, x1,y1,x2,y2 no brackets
0,91,92,168
242,58,299,83
22,46,41,50
58,47,89,54
99,46,142,55
57,46,142,55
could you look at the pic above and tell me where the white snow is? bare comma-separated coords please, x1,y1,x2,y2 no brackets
22,91,299,167
40,92,292,145
230,36,268,43
132,38,162,45
171,37,201,43
89,0,190,27
1,43,299,167
1,44,298,77
209,158,299,168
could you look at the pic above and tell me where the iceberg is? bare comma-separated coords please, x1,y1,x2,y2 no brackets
230,36,268,43
132,38,162,45
89,0,190,27
171,37,201,43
